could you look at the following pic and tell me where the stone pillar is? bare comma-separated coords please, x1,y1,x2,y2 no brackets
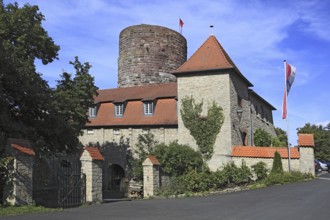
80,147,104,203
4,139,35,205
298,134,315,176
142,155,160,198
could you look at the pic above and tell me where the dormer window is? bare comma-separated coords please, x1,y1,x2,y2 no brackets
88,106,97,118
144,101,154,115
115,103,124,117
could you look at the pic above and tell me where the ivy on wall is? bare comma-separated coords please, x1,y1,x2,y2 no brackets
180,96,224,161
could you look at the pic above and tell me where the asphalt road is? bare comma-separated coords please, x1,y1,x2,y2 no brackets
4,173,330,220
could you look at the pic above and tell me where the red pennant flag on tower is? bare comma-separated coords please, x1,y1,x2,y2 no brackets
179,18,184,34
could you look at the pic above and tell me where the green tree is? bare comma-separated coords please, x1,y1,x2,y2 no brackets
49,57,98,152
180,96,224,161
0,2,98,153
297,123,330,161
254,128,272,146
0,1,59,147
275,127,288,145
271,151,283,174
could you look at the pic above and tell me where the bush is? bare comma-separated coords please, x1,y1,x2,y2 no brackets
263,171,313,186
178,170,216,193
222,161,252,186
153,142,204,177
251,161,268,181
271,151,283,174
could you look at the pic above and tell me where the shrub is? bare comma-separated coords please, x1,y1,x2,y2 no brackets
153,142,204,177
271,151,283,174
222,161,252,186
263,171,313,186
177,170,215,193
251,161,268,181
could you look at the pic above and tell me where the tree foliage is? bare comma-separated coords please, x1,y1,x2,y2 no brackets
131,133,158,180
0,2,98,153
275,127,288,145
180,96,224,161
254,128,272,146
297,122,330,161
271,151,283,174
153,142,204,177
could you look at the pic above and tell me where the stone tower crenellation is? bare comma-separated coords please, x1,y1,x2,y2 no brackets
118,24,187,88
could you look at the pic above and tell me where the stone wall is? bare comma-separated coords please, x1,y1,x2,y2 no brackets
232,157,300,174
79,126,178,159
4,154,34,205
229,72,276,147
118,24,187,87
177,71,233,171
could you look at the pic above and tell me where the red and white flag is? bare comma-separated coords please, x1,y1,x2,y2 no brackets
179,18,184,34
285,62,296,95
282,61,296,119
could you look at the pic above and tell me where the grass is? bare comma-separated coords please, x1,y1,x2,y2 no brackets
0,205,61,217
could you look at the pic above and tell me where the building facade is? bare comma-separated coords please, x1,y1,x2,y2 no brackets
79,24,278,196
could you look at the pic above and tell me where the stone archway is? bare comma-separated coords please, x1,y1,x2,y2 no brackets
104,164,126,199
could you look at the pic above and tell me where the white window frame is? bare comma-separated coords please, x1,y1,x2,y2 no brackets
87,129,94,134
89,106,97,118
113,129,120,135
115,103,124,117
143,102,154,115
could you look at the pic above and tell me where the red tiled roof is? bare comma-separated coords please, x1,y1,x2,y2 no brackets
147,155,160,165
84,147,104,161
95,82,177,103
7,139,35,156
173,35,253,86
87,98,177,126
232,146,300,159
298,134,314,147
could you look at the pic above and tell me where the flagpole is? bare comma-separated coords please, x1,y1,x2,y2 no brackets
284,60,291,172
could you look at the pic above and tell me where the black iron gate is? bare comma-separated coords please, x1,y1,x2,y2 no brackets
33,154,86,208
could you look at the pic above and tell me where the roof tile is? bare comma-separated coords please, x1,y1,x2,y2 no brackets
298,134,314,147
84,147,104,161
147,155,160,165
8,139,35,156
87,98,177,126
173,35,252,86
232,146,300,159
95,82,177,103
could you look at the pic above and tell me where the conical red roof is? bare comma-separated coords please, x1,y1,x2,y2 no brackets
173,35,252,86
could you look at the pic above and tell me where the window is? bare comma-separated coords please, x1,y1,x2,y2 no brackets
89,106,97,118
87,129,94,134
115,103,124,117
144,102,154,115
237,95,243,108
113,129,120,135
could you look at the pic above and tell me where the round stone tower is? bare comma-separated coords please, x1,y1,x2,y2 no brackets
118,24,187,88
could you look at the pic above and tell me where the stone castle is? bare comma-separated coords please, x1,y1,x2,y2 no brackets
78,24,314,199
2,24,314,205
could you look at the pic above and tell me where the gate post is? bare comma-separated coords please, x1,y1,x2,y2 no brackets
4,139,35,205
81,147,104,203
142,155,160,198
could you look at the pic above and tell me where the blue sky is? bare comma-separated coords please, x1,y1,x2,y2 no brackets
4,0,330,145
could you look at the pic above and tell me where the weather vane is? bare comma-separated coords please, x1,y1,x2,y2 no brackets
210,25,214,35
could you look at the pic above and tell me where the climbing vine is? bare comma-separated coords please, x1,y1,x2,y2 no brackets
180,96,224,161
